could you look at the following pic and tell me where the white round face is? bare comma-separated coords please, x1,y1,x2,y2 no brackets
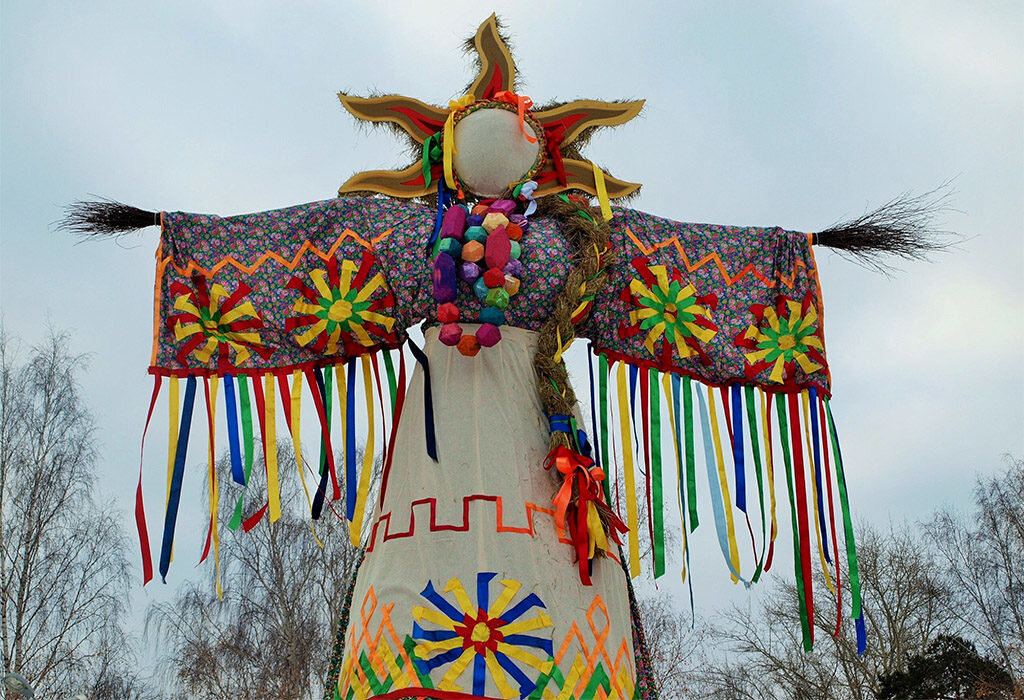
452,107,542,198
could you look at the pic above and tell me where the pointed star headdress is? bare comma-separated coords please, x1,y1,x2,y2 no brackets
337,14,643,202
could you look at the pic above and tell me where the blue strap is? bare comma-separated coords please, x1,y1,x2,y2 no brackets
160,375,197,582
547,414,572,433
223,374,245,485
407,338,438,461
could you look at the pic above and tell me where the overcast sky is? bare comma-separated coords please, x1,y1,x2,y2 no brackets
2,0,1022,659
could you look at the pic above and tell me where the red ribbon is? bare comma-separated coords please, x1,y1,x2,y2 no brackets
544,446,626,585
543,124,568,186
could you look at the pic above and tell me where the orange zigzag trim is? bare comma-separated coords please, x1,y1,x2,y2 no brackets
158,227,391,279
365,494,621,565
623,226,810,289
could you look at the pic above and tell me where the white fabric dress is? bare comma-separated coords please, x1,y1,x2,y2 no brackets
337,325,636,700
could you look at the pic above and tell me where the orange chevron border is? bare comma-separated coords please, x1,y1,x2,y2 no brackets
158,227,392,279
365,494,621,565
623,226,810,289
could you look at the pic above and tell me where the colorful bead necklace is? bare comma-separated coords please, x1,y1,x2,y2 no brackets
431,190,534,356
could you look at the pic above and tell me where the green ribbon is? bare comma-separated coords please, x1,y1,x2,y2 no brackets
776,392,812,652
649,367,665,578
382,349,398,413
421,132,443,187
598,354,611,505
228,375,255,531
745,385,768,583
683,375,698,531
826,397,862,619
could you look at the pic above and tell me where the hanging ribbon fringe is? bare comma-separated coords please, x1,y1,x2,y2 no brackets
590,347,863,653
139,345,412,586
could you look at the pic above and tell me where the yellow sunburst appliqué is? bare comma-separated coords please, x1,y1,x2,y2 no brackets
285,253,397,355
167,277,272,370
735,292,827,384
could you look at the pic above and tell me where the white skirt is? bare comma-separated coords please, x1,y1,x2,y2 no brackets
337,325,636,700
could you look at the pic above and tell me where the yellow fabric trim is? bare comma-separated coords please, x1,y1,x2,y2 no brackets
488,579,522,619
591,161,613,221
483,651,517,699
616,362,640,577
351,355,377,547
444,577,475,615
264,375,281,522
708,387,741,582
207,376,222,599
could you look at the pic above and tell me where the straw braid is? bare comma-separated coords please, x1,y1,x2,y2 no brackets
534,195,614,447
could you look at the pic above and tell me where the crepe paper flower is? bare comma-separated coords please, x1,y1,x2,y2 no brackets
735,291,827,384
619,257,718,365
167,276,272,371
285,252,397,354
411,573,554,699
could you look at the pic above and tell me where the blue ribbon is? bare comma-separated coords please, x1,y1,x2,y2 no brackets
223,374,244,485
407,338,438,461
731,384,747,513
856,610,867,655
808,387,831,563
426,179,452,251
160,375,196,582
345,357,357,521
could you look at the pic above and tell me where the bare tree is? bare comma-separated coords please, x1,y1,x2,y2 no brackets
0,331,137,697
146,446,363,700
694,522,959,700
926,456,1024,689
635,594,709,698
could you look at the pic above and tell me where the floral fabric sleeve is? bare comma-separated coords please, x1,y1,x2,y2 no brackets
154,197,417,375
580,207,830,395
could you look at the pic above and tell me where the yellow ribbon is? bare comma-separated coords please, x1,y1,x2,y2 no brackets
616,362,640,577
443,95,475,189
166,376,179,511
591,161,613,221
206,376,222,599
351,355,377,546
165,375,179,563
264,374,281,522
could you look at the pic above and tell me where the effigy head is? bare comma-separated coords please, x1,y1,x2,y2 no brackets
337,14,644,202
